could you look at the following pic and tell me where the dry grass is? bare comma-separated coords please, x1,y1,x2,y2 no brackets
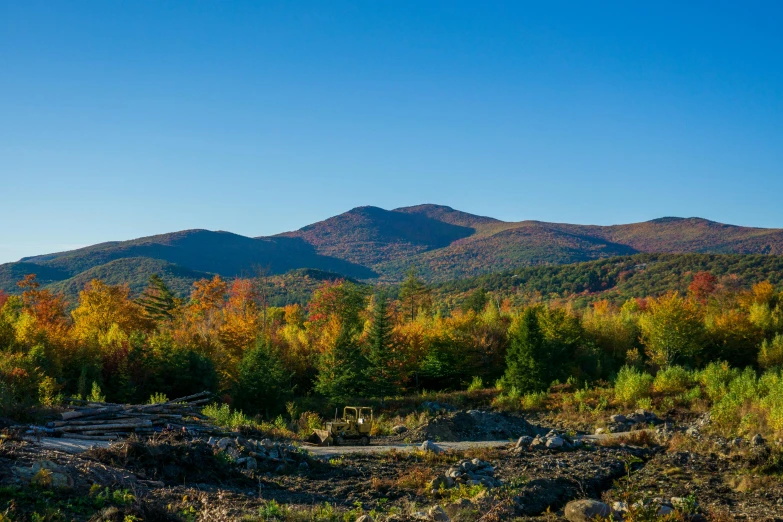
411,449,460,465
665,432,711,454
594,429,658,448
394,467,434,492
462,446,505,462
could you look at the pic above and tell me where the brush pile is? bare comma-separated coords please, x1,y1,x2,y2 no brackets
44,391,219,441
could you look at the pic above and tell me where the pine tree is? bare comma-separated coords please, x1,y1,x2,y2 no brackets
504,307,548,393
364,293,400,401
315,325,368,403
233,337,292,416
137,275,177,322
399,268,432,322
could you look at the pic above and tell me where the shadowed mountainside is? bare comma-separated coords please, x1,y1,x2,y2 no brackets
2,204,783,296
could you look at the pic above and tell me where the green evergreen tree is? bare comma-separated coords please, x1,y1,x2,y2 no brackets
399,268,432,321
137,274,177,322
461,287,489,314
315,325,368,403
233,338,292,416
364,293,400,401
504,307,548,393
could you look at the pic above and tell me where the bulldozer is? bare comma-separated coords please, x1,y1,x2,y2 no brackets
308,406,373,446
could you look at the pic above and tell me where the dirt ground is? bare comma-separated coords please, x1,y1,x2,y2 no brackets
3,410,783,521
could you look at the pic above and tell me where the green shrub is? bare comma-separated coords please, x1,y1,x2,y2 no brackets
147,392,169,404
710,367,762,435
614,366,653,406
653,365,693,395
202,403,256,430
521,391,548,410
467,376,484,392
698,361,739,402
759,334,783,370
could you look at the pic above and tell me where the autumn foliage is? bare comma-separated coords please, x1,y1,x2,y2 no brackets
1,269,782,418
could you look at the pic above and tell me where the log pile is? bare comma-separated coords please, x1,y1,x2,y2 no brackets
45,391,219,441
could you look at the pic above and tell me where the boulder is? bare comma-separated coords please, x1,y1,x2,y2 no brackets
355,516,374,522
657,505,674,516
515,435,533,448
610,414,627,424
546,436,564,449
428,505,451,522
245,457,258,470
564,499,611,522
216,437,234,450
612,501,628,514
429,475,455,491
391,425,408,435
752,434,766,446
14,460,73,490
421,440,444,454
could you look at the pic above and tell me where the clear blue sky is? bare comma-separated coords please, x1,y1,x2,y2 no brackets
1,1,782,263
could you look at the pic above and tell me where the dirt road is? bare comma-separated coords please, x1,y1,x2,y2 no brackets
29,428,655,455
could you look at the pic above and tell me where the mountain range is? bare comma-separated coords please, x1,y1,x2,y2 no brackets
2,204,783,298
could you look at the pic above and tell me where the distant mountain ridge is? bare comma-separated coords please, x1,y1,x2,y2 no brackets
2,204,783,297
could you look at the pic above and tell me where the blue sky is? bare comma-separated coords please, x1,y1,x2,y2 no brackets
1,1,782,263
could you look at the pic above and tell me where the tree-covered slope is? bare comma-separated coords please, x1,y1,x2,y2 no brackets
276,205,476,266
435,253,783,308
3,205,783,294
0,229,375,295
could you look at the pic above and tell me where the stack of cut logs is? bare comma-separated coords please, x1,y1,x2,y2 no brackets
45,391,218,441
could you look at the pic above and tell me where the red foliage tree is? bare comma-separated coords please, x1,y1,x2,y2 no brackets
689,271,717,303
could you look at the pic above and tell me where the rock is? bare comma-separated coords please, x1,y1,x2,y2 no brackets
421,440,444,454
515,435,533,448
612,501,628,513
546,436,564,449
430,475,455,491
657,505,674,516
245,457,258,470
14,460,73,490
594,427,606,435
207,436,216,446
670,497,697,510
564,499,611,522
391,425,408,435
298,461,309,470
261,438,275,450
428,505,451,522
355,515,374,522
470,458,484,468
752,434,766,446
451,498,472,508
216,437,234,450
610,414,627,423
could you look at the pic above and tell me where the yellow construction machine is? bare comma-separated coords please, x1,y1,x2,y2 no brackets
308,406,373,446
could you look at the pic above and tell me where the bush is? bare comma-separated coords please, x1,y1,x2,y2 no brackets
467,376,484,392
614,366,653,406
653,365,693,395
759,334,783,370
698,361,740,402
710,367,763,435
521,391,548,410
202,403,256,430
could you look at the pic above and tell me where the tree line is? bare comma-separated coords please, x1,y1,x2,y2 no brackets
1,267,782,418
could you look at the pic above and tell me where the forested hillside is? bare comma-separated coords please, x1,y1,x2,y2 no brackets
2,205,783,296
434,253,783,310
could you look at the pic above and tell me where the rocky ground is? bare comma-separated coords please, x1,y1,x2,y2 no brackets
2,408,783,521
